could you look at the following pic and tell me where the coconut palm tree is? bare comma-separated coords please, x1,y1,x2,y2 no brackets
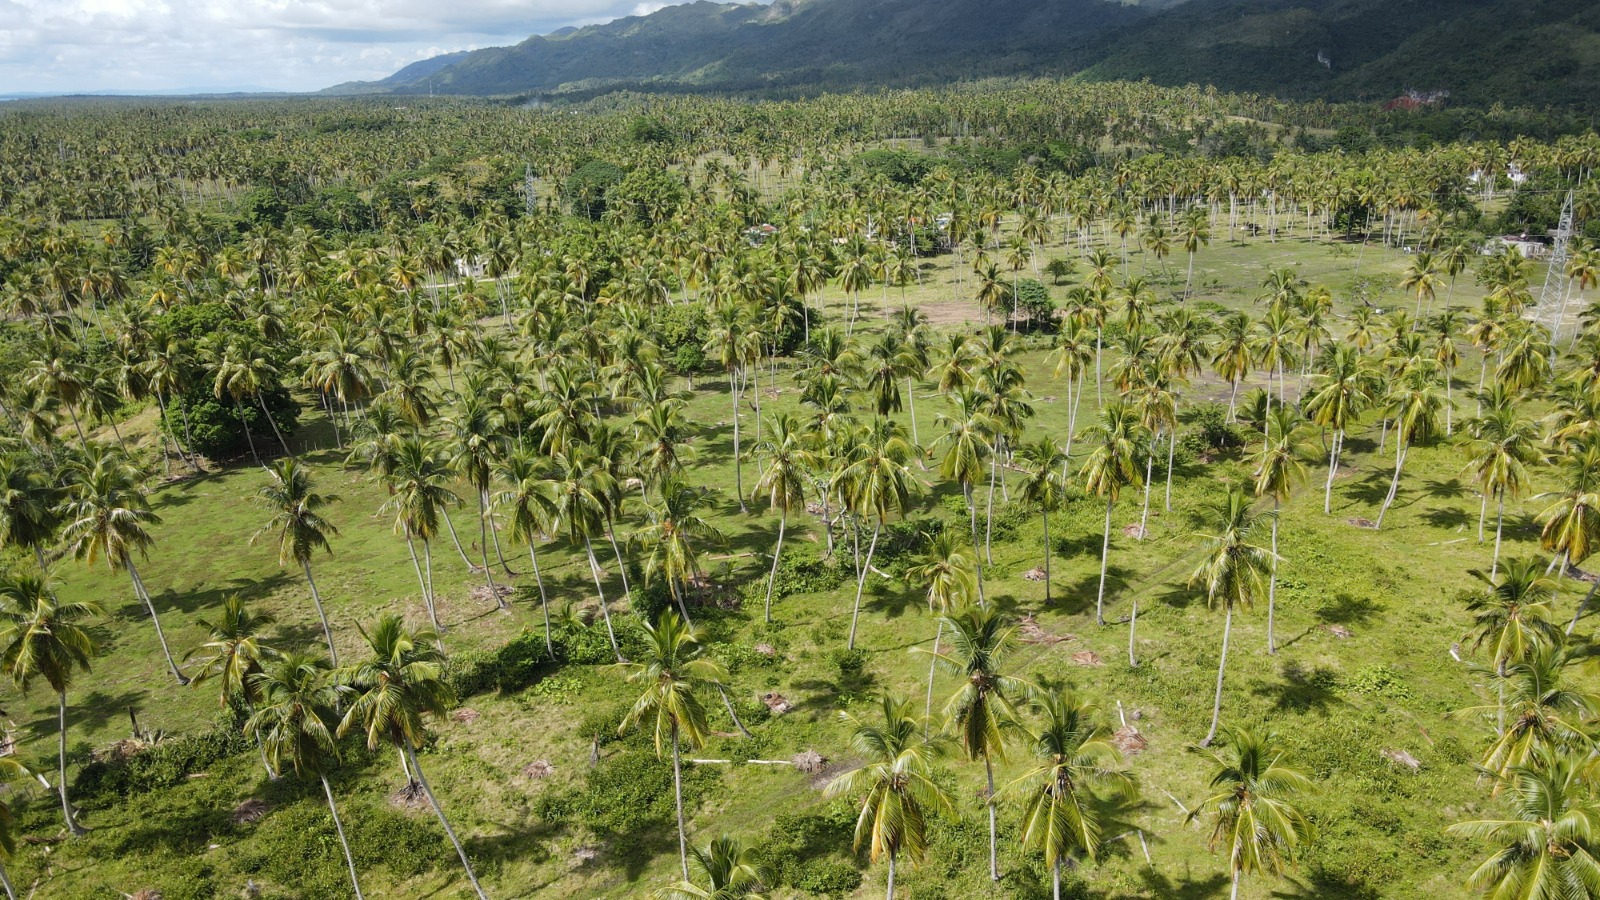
1375,366,1446,529
1475,640,1598,782
443,393,510,606
1080,401,1145,626
655,835,770,900
1251,408,1306,655
380,436,459,636
1191,489,1273,746
253,458,342,664
1187,727,1315,900
336,614,488,900
1016,435,1068,604
494,446,558,656
59,448,186,684
547,449,622,661
1462,407,1539,579
1449,748,1600,900
185,595,281,776
824,695,954,900
904,530,977,723
1005,687,1137,900
0,755,33,898
0,573,98,835
1304,343,1377,514
835,418,918,650
637,477,724,624
247,650,365,899
750,412,812,624
926,604,1026,882
0,453,60,573
1463,560,1560,681
618,610,729,881
1534,436,1600,632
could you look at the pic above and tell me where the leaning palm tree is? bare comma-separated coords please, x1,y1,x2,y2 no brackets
1005,687,1137,900
253,458,342,664
0,453,60,572
1304,344,1377,514
1462,407,1539,579
926,605,1026,882
336,615,488,900
248,651,365,899
637,478,724,625
547,449,622,661
59,448,186,684
835,418,918,650
1191,489,1273,746
750,413,813,624
185,595,281,777
0,572,99,836
1016,436,1069,604
380,436,459,637
1534,436,1600,632
1375,366,1446,529
618,610,729,881
655,835,770,900
1449,748,1600,900
494,446,558,656
1251,409,1306,655
824,695,954,900
1187,727,1315,900
904,531,978,723
1080,402,1145,626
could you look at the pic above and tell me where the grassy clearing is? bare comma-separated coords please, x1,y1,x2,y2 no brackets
0,232,1562,898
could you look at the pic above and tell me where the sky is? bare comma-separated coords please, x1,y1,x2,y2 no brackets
0,0,688,95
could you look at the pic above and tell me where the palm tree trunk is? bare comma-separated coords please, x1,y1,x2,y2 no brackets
1478,492,1488,543
846,522,882,650
905,378,920,449
1491,489,1505,581
1268,503,1279,655
1052,857,1060,900
585,538,622,662
1139,443,1154,540
1202,603,1233,747
256,393,292,457
672,722,690,881
924,620,943,728
405,531,443,635
302,560,338,666
321,774,365,900
1375,439,1406,529
1230,868,1240,900
0,860,15,900
473,491,506,611
1041,508,1051,604
604,520,633,614
126,560,186,684
59,690,85,835
717,686,752,738
985,753,999,881
764,511,787,624
1096,496,1113,626
485,491,514,576
984,452,997,565
886,853,897,900
527,543,552,658
1165,429,1176,512
233,397,262,466
730,370,748,513
1129,599,1139,667
404,743,489,900
1324,429,1341,515
1567,577,1599,636
440,508,477,570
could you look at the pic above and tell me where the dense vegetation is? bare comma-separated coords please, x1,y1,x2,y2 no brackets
0,82,1598,898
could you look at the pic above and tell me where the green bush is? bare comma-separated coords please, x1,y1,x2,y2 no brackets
535,748,717,833
161,385,300,462
763,804,863,896
74,721,253,804
1181,403,1245,456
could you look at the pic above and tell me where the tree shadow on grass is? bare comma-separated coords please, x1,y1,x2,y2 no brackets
1123,868,1230,900
1252,661,1345,715
61,688,152,739
1052,566,1136,618
156,573,296,616
1314,593,1382,627
1343,472,1395,507
97,804,234,856
1270,870,1382,899
1420,505,1473,530
1420,477,1468,499
149,470,234,510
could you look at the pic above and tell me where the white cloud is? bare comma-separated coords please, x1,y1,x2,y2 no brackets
0,0,703,93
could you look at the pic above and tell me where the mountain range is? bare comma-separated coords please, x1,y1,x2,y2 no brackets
326,0,1600,109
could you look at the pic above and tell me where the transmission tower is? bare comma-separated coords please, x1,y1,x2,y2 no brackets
1534,190,1574,339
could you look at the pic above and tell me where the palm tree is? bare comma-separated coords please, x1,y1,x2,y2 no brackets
1449,749,1600,900
0,453,60,573
1534,437,1600,632
1005,687,1137,900
1401,251,1443,321
1016,436,1068,604
824,695,954,900
637,478,724,624
443,393,510,607
835,419,918,649
0,573,99,835
336,614,488,900
927,604,1026,882
548,449,622,661
1475,641,1598,782
59,449,186,684
253,458,342,664
1304,344,1377,514
185,595,281,776
1191,489,1273,746
655,835,770,900
1375,367,1445,529
1252,409,1306,654
1080,402,1145,626
494,446,558,656
904,531,977,723
1463,559,1560,681
0,755,33,898
750,413,812,624
932,388,993,549
1187,727,1315,900
1462,407,1539,579
380,437,459,636
248,651,366,899
618,610,729,881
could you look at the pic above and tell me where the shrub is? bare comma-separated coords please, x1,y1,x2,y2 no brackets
1011,278,1054,329
161,384,300,462
763,804,863,895
1181,403,1245,456
535,748,717,832
74,720,253,804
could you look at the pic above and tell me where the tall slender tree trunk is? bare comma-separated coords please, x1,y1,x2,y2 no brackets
257,393,292,457
1096,496,1113,626
441,509,477,570
1201,603,1233,747
1568,577,1599,636
1230,868,1240,900
126,560,186,684
1041,508,1052,604
905,378,920,450
485,491,514,576
585,538,622,661
924,620,943,728
846,523,882,650
404,744,489,900
321,774,365,900
473,491,506,610
1478,493,1488,543
1491,489,1505,581
0,860,15,900
886,852,897,900
1164,428,1177,511
59,690,85,835
405,531,443,635
1139,443,1155,540
984,452,997,564
1052,858,1061,900
1324,430,1342,515
527,543,552,657
672,723,689,881
233,397,262,466
1267,501,1279,655
985,753,999,881
302,560,338,666
1129,599,1139,667
764,511,787,624
1375,440,1407,529
731,370,748,513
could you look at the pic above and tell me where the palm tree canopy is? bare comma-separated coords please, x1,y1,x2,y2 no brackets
0,572,99,694
824,695,954,865
618,610,728,756
1187,726,1315,880
253,458,340,568
335,614,452,753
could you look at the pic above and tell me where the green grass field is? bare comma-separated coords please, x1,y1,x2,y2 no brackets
0,228,1568,899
